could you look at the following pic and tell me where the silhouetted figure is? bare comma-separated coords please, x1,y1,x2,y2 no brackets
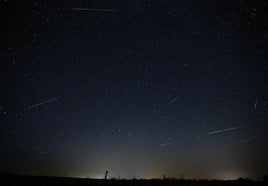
181,173,184,180
163,174,166,180
105,171,108,180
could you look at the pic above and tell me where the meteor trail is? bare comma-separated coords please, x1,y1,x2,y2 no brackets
27,96,61,109
208,127,240,135
160,142,170,147
258,102,268,112
254,98,258,109
69,8,119,12
240,136,257,143
169,97,178,105
209,129,223,135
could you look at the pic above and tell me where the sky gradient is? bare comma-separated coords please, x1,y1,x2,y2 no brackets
1,0,268,180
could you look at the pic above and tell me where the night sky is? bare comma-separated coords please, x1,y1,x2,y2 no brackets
1,0,268,180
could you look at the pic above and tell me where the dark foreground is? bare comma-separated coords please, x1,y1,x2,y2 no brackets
0,175,266,186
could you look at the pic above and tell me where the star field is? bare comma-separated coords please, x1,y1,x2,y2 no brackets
1,0,268,180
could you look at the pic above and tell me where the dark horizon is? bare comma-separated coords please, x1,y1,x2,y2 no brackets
1,0,267,182
1,174,267,186
1,173,266,181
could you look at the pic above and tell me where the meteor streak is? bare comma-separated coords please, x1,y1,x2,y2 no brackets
169,97,178,105
69,8,118,12
27,96,61,109
160,142,170,147
254,98,258,109
208,127,240,135
258,102,268,112
240,136,257,143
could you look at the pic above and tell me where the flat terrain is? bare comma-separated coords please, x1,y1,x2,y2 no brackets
0,175,266,186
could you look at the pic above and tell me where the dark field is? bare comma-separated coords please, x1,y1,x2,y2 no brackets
1,175,266,186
